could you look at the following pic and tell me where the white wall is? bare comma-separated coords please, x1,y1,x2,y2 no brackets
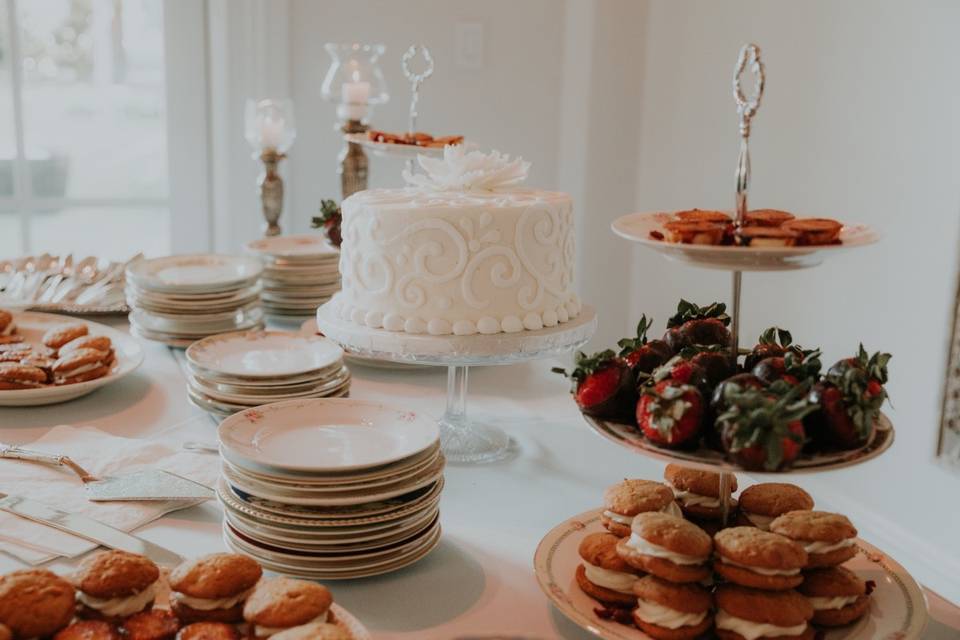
630,0,960,600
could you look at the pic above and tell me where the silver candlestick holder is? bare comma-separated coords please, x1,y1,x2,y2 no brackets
258,149,285,237
245,98,296,237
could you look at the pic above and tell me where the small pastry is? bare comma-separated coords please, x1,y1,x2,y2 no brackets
60,335,113,356
53,348,114,385
632,575,713,640
745,209,795,226
782,217,843,245
176,622,242,640
663,464,737,521
169,553,263,623
0,569,76,640
0,362,48,389
120,610,180,640
0,344,32,363
55,620,123,640
19,353,55,380
43,322,89,350
243,578,334,638
713,527,807,590
715,584,814,640
770,511,858,567
737,225,800,247
74,550,161,622
798,566,870,627
575,532,641,607
601,479,680,537
0,623,9,640
736,483,813,530
270,624,352,640
674,209,732,224
663,220,727,245
0,310,19,344
616,512,712,583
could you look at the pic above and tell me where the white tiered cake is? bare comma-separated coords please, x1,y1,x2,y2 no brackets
328,146,581,336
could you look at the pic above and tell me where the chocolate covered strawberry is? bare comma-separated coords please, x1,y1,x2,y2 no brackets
663,300,731,352
646,354,708,391
680,345,735,389
553,350,637,422
743,327,802,371
617,315,673,374
752,349,822,386
716,382,817,471
806,345,891,449
636,379,704,448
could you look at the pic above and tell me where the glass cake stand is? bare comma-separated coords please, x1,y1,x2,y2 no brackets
317,302,597,464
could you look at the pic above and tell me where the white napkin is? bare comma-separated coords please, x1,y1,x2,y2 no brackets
0,421,219,564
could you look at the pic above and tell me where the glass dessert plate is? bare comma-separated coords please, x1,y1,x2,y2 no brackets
613,212,880,271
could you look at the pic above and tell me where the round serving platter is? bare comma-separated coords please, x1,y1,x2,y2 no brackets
581,412,894,474
0,312,144,406
612,212,880,271
344,132,448,159
534,508,928,640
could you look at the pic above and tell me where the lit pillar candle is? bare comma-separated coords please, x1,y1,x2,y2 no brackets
341,80,370,105
260,116,283,150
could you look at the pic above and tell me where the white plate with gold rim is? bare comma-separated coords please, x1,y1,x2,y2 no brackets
534,508,928,640
0,312,144,406
613,212,880,272
127,254,263,293
187,330,343,379
245,234,339,260
218,398,439,473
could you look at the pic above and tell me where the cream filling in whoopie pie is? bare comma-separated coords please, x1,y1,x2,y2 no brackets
660,501,683,517
172,587,254,611
743,512,775,530
808,595,860,610
670,486,721,509
602,510,634,525
255,611,329,637
58,362,105,376
802,538,855,554
718,556,801,576
582,562,637,594
625,534,704,565
634,599,707,629
77,579,159,617
715,610,807,640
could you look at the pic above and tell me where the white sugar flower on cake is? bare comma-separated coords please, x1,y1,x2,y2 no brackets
402,145,531,192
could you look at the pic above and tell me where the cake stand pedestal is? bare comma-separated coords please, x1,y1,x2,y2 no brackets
317,303,597,464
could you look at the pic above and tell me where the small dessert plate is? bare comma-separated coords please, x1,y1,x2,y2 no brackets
534,508,928,640
218,398,440,472
344,133,448,159
187,330,344,378
245,234,339,259
127,254,263,293
613,212,880,271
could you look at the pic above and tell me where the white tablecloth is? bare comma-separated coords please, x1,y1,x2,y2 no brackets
1,321,958,639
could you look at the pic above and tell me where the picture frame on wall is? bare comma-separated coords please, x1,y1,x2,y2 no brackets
939,273,960,468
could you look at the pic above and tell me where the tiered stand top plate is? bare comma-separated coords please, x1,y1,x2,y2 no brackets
534,508,928,640
316,302,597,366
613,212,880,271
583,413,894,474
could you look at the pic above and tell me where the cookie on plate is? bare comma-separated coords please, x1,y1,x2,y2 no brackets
736,483,813,530
617,512,712,583
55,620,123,640
120,610,180,640
170,553,263,623
575,532,641,607
271,623,353,640
770,511,858,567
0,343,32,363
674,209,732,224
781,218,843,245
738,226,800,247
798,566,870,627
663,464,737,520
632,575,713,640
243,578,334,639
745,209,795,227
0,362,47,389
74,550,161,622
53,348,114,385
43,323,89,350
713,527,807,590
663,220,728,245
61,335,113,356
601,479,680,536
0,569,76,639
715,584,814,640
176,622,242,640
0,310,20,345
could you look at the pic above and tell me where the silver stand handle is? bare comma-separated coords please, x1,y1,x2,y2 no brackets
401,44,435,175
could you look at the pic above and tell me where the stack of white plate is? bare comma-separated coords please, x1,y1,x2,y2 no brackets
244,235,340,319
217,399,444,579
126,254,265,347
185,330,350,419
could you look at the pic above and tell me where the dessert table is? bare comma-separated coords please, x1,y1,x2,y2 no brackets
1,318,958,640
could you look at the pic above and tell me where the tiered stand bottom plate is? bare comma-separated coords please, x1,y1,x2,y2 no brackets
534,508,928,640
317,302,597,463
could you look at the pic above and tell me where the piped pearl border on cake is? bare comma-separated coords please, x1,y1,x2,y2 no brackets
334,295,583,336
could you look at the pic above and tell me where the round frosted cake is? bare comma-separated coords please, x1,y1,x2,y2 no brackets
328,146,580,336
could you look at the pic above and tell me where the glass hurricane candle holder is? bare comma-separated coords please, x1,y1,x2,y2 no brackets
245,99,296,236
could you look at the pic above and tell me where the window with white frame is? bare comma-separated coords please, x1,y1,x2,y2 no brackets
0,0,170,260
